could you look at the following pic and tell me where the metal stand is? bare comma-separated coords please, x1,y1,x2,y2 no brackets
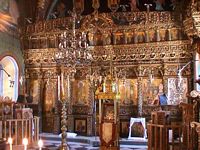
59,101,69,150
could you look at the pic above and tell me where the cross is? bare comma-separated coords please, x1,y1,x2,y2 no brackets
144,3,152,13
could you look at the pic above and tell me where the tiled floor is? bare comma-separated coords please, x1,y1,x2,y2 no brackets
39,144,146,150
35,141,147,150
36,133,147,150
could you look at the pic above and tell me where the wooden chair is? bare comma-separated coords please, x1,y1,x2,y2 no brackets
148,111,182,150
179,102,196,150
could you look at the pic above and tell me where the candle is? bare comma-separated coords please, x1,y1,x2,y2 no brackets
38,139,43,150
8,137,12,150
61,72,65,100
22,138,28,150
67,75,70,100
58,75,60,100
103,82,106,93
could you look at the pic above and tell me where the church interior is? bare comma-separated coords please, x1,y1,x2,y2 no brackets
0,0,200,149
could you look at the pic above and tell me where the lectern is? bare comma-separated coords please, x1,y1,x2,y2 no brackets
95,74,120,150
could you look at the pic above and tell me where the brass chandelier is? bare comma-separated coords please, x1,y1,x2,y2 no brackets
55,9,92,66
54,1,92,149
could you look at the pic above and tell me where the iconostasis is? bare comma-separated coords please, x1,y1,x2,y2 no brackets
70,77,188,107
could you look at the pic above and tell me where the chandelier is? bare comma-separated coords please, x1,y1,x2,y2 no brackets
54,3,92,149
55,9,92,67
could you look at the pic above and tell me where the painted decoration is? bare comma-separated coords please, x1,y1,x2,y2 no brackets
168,78,188,105
128,118,146,140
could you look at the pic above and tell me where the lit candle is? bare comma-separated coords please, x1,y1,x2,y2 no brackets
8,137,12,150
38,139,43,150
58,75,60,100
22,138,28,150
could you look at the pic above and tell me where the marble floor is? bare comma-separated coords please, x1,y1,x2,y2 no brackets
39,142,147,150
35,133,148,150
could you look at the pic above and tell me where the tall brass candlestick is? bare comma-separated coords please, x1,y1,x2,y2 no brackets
59,67,69,150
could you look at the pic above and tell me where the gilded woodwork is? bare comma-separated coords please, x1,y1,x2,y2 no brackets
23,41,192,66
20,12,182,35
184,1,200,39
20,11,194,135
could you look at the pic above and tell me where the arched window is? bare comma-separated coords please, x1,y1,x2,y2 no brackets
0,56,19,101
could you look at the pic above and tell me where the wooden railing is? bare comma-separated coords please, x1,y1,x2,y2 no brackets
0,117,40,145
147,123,182,150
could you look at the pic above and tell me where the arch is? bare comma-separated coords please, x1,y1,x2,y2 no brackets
0,56,19,101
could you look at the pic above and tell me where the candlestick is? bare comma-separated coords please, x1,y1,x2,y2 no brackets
38,139,43,150
22,138,28,150
8,137,12,150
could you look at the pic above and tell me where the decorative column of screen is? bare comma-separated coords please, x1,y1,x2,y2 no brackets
137,77,143,117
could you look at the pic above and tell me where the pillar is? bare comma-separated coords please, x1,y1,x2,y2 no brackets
137,77,143,117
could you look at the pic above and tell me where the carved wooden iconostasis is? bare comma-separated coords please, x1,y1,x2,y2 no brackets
20,0,194,136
